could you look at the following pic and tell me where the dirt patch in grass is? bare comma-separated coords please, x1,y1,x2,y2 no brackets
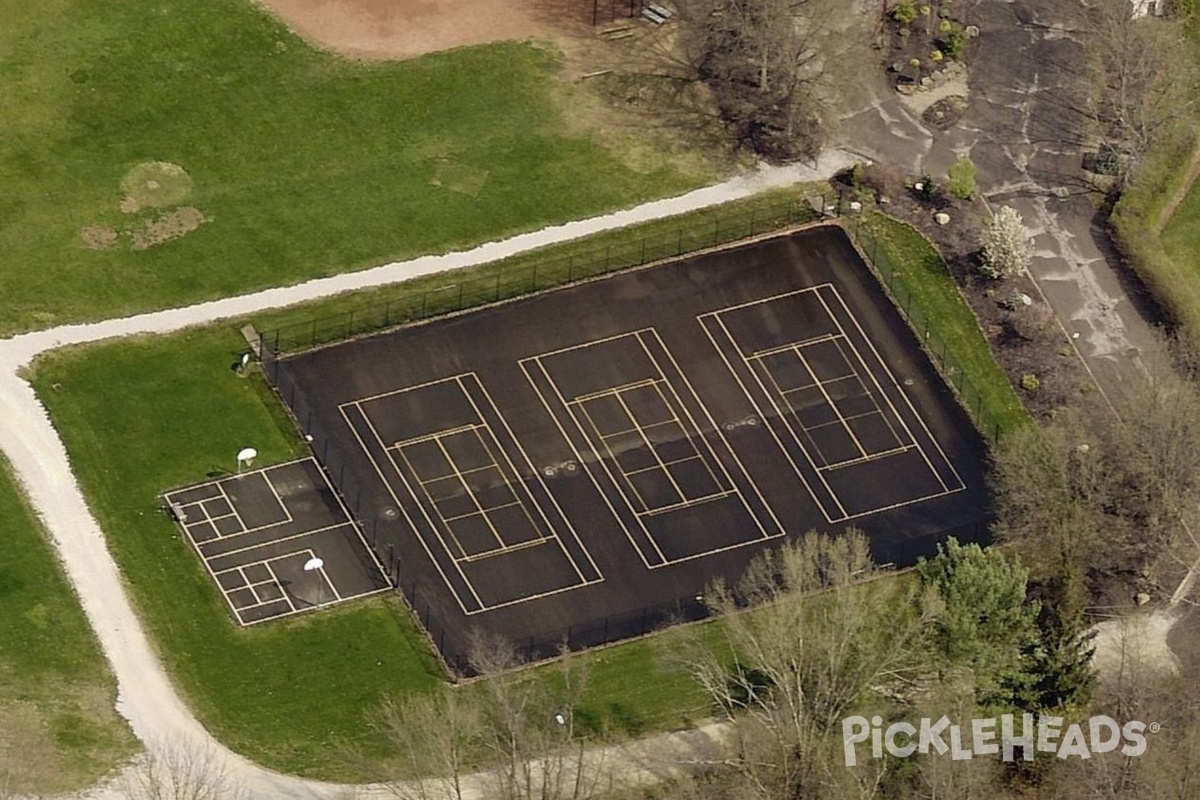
429,158,489,197
119,162,193,214
252,0,553,60
129,207,208,251
79,225,118,250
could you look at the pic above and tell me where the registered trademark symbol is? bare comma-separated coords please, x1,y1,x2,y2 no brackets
1150,722,1161,734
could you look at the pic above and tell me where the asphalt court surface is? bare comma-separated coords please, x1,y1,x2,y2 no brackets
277,225,990,658
164,459,389,624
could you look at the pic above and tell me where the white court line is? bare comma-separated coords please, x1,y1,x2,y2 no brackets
394,423,482,449
394,436,502,559
461,374,601,585
751,332,840,360
706,310,850,521
814,286,959,495
347,398,486,613
520,354,666,569
655,327,784,539
199,522,353,561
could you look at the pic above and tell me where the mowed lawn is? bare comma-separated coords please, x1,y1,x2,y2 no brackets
1162,179,1200,283
30,330,712,780
0,0,706,335
0,458,136,792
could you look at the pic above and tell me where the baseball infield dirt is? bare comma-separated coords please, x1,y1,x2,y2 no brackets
255,0,553,60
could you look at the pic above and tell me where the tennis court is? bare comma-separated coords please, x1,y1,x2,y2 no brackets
266,225,990,669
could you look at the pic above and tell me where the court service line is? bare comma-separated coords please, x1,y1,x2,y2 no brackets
518,356,663,570
706,310,850,521
338,402,479,616
460,374,601,585
820,284,966,493
814,286,958,495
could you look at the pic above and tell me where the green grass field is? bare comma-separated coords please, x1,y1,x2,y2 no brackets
1162,180,1200,285
0,457,136,792
0,0,709,336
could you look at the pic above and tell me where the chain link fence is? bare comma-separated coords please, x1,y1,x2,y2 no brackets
262,193,835,357
848,216,1004,443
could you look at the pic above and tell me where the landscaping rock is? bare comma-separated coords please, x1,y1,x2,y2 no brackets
934,212,950,225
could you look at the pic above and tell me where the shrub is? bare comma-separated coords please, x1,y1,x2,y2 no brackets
947,156,976,200
942,27,968,59
861,163,905,201
939,19,953,32
979,206,1034,278
916,173,936,202
850,162,865,188
1020,374,1041,393
931,49,944,62
893,1,918,24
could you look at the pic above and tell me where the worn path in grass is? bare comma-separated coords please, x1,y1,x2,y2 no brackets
0,155,852,799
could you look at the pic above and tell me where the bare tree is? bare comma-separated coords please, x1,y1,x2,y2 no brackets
378,691,480,800
120,737,245,800
671,0,873,161
379,638,614,800
1084,2,1199,183
670,529,934,800
469,637,612,800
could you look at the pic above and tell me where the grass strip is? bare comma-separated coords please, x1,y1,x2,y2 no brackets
852,213,1030,437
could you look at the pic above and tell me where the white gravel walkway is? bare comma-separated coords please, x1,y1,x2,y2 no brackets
0,154,855,799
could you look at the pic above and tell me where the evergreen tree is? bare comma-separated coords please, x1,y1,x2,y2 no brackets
918,538,1040,711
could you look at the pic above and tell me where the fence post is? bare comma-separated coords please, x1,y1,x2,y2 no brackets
346,310,355,338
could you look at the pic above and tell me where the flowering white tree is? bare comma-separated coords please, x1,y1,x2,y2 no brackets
979,206,1034,278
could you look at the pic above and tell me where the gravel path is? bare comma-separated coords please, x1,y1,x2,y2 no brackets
0,154,854,799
